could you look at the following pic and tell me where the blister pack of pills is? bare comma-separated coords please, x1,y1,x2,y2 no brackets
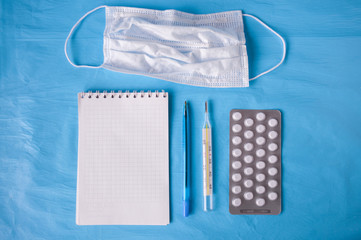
229,110,282,215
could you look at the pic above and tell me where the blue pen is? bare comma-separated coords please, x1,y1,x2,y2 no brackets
183,101,190,217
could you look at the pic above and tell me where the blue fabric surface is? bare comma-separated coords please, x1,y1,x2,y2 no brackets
1,0,361,239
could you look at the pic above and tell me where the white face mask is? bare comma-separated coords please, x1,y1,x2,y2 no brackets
65,6,285,88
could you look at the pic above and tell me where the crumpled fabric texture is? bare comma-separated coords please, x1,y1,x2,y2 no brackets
1,0,361,239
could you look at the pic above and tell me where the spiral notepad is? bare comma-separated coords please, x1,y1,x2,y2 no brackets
76,90,169,225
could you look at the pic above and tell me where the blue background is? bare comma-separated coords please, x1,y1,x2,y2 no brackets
1,0,361,239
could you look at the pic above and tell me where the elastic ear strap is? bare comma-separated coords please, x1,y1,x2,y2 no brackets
64,5,106,68
242,14,286,80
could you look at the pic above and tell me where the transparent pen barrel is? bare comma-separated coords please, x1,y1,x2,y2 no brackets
202,127,213,211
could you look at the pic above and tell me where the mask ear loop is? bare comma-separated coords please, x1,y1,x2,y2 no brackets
64,5,107,68
242,14,286,80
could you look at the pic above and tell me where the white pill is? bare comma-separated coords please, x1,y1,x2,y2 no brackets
256,186,266,194
232,148,242,157
232,112,242,121
232,186,242,194
256,173,266,182
232,161,242,170
244,192,254,200
268,131,278,139
232,173,242,182
256,198,266,207
268,167,278,176
244,130,254,139
256,161,266,170
268,143,278,151
256,124,266,133
244,118,254,127
268,118,278,127
244,143,254,151
244,155,254,163
232,124,242,133
244,167,254,176
256,149,266,157
268,180,278,188
268,155,278,164
232,198,242,207
268,192,278,201
256,112,266,121
232,136,242,145
244,179,254,188
256,136,266,145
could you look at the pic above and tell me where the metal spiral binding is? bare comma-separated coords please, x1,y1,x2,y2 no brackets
80,90,167,99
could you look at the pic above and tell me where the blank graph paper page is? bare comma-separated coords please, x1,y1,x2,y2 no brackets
76,91,169,225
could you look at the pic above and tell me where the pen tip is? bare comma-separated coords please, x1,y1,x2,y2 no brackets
205,101,208,113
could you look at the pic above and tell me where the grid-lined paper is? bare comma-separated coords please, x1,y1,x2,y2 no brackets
76,92,169,225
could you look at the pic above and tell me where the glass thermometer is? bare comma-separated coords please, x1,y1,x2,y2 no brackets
202,101,213,211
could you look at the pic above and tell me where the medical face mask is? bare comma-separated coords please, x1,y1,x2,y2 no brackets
65,6,286,88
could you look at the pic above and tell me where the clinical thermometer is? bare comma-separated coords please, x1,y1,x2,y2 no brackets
202,101,213,211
